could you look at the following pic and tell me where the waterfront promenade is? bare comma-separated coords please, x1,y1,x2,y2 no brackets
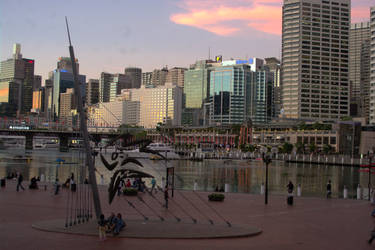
0,180,373,250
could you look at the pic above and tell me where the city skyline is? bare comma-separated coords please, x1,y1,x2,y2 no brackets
0,0,373,81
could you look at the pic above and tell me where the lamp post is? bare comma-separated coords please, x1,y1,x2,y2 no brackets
262,152,272,205
368,152,373,201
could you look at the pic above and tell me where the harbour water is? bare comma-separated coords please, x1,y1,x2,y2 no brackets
0,147,372,199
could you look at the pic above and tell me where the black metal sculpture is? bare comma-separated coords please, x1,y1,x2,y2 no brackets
100,133,162,204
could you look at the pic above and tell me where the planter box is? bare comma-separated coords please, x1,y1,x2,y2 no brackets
208,193,225,202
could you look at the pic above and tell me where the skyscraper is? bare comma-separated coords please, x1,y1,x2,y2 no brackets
166,67,187,87
264,57,281,117
349,22,370,119
124,67,142,88
151,67,168,86
33,75,42,91
52,57,85,120
141,72,152,86
208,64,251,125
86,79,100,106
281,0,350,120
0,44,35,117
99,72,131,103
370,7,375,124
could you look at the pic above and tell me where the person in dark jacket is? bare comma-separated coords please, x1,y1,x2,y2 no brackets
16,173,25,192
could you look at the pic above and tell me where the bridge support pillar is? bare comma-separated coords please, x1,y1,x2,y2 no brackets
25,134,33,150
59,135,69,152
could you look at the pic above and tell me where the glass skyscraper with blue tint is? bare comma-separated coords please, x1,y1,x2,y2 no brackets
208,64,251,125
52,70,85,120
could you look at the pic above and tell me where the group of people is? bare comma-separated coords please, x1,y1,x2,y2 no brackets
14,172,41,191
117,177,159,195
97,212,126,240
285,179,333,205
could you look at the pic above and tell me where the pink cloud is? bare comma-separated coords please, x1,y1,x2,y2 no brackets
171,0,372,36
352,6,371,22
171,0,282,36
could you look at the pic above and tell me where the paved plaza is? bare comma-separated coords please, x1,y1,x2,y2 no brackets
0,180,373,250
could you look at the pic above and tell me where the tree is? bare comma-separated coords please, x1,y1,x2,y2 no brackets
281,142,293,154
323,144,333,154
295,142,305,154
308,143,317,154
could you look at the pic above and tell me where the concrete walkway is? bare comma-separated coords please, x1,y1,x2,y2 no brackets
0,180,373,250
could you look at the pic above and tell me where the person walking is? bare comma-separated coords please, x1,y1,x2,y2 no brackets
98,214,107,241
287,181,294,205
16,173,25,192
54,178,60,195
326,180,332,199
150,177,156,194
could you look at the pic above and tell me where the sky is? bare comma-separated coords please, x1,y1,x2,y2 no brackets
0,0,373,81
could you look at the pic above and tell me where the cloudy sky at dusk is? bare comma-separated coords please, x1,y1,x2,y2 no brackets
0,0,373,81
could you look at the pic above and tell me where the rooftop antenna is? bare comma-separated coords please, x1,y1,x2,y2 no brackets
208,47,211,60
65,16,102,219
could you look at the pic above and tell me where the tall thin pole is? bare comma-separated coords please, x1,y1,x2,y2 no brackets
65,17,102,219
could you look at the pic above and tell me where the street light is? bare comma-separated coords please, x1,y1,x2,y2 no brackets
368,151,373,202
262,152,272,205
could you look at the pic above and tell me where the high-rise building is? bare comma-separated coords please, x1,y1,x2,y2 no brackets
44,78,53,120
142,72,152,86
89,100,140,128
370,7,375,124
264,57,281,117
207,64,251,125
33,75,42,91
99,72,131,103
349,22,371,120
59,88,78,127
247,70,274,124
52,65,85,120
122,84,182,128
281,0,350,120
0,44,35,117
151,67,168,86
86,79,100,106
183,60,216,126
32,87,44,114
166,67,187,87
124,67,142,88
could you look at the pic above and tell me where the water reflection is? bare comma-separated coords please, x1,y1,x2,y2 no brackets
0,148,371,198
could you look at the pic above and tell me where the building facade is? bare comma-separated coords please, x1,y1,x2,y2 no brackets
141,72,152,86
125,84,182,128
89,100,136,128
151,67,168,86
52,70,85,120
264,57,281,117
124,67,142,88
86,79,100,106
281,0,350,120
370,7,375,124
99,72,131,103
0,44,35,117
349,22,371,120
166,67,186,87
207,64,250,125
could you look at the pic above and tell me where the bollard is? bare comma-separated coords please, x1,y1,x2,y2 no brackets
343,185,348,199
224,183,230,193
297,184,302,197
357,184,361,200
260,183,265,195
193,181,198,191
